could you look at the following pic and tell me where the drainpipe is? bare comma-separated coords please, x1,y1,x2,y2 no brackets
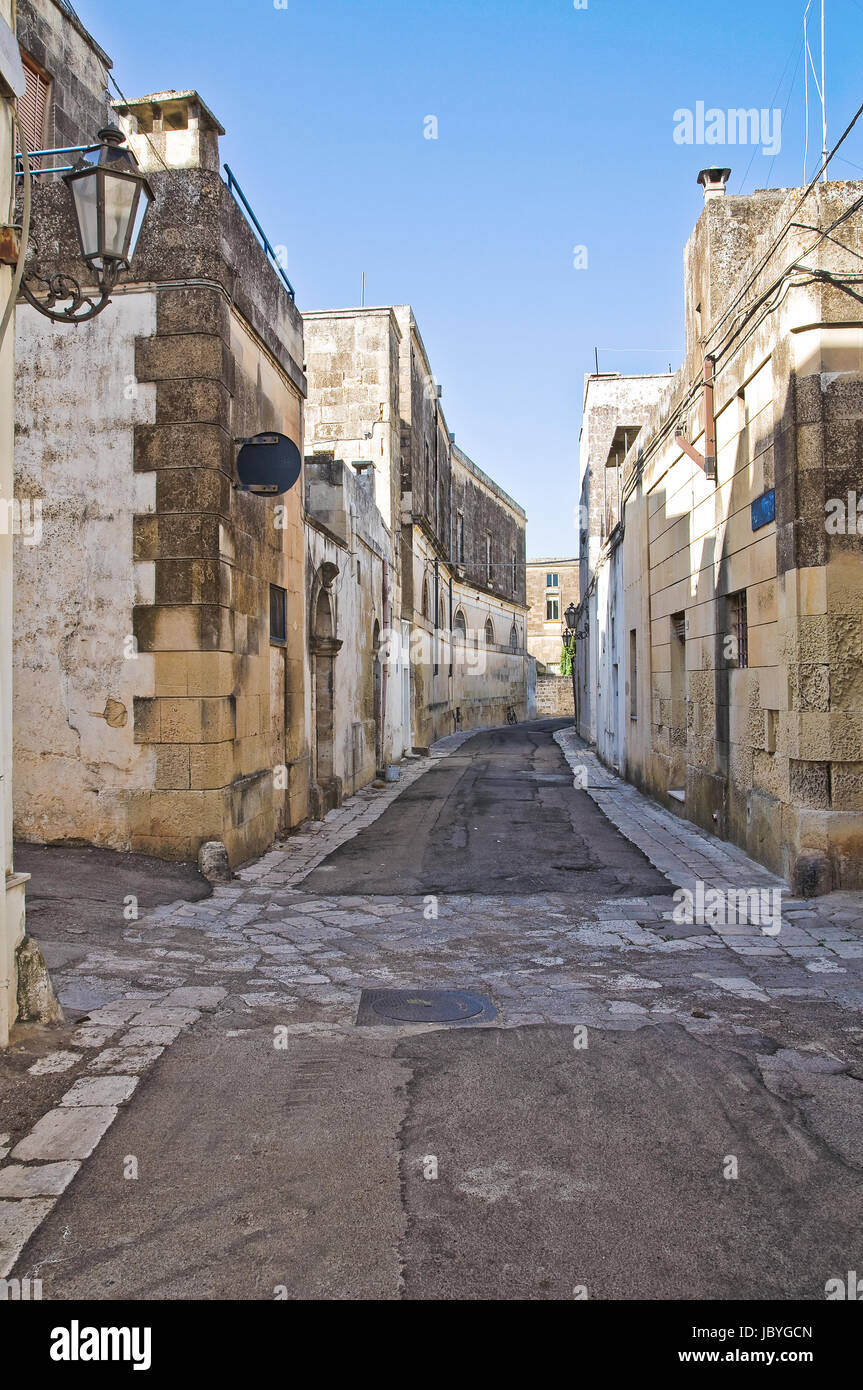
448,575,453,679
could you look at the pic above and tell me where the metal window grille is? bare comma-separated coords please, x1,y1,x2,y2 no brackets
269,584,287,644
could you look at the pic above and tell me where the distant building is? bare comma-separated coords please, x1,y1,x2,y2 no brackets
526,559,579,673
303,306,529,749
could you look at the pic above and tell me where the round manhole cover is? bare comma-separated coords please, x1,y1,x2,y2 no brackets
370,989,490,1023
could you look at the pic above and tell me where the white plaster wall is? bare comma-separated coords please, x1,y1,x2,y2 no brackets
0,17,22,1042
13,290,158,848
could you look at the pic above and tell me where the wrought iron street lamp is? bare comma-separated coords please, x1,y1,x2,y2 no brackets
22,126,154,324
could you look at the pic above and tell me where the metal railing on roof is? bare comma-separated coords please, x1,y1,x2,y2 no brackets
223,165,295,301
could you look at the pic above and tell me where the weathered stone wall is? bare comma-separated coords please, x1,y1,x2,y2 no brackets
303,309,402,536
576,374,670,746
302,304,528,752
16,0,112,156
395,306,453,565
14,292,158,850
452,444,525,608
536,674,574,718
586,180,863,893
1,0,26,1046
305,456,401,813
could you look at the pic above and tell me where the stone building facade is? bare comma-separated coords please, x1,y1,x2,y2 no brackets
305,456,401,815
575,374,670,769
526,558,579,672
7,0,529,908
303,307,528,749
14,84,311,867
577,172,863,894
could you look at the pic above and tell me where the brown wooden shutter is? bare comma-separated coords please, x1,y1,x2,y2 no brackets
18,56,50,166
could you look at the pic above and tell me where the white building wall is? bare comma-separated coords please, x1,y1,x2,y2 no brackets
12,292,159,850
0,0,23,1044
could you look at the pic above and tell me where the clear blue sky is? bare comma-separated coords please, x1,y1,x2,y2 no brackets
77,0,863,556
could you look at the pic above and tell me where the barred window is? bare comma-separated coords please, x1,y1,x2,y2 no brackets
269,584,287,644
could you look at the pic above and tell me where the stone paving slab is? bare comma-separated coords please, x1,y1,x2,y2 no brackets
4,720,863,1288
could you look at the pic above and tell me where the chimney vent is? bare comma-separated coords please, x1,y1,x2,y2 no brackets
113,90,224,173
697,167,731,201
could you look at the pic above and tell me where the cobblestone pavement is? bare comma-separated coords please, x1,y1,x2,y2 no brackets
2,719,862,1286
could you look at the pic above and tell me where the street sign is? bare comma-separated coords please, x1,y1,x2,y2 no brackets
235,432,302,496
751,489,776,531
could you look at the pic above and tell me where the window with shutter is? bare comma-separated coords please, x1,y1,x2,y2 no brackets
18,55,51,167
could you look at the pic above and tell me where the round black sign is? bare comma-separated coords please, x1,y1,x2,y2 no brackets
236,432,302,496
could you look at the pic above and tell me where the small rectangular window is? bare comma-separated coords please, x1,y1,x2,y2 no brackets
629,629,638,719
546,571,559,589
546,598,559,621
269,584,287,644
457,512,464,563
486,534,492,581
512,550,517,591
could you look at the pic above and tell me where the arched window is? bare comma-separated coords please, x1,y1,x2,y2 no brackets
438,597,447,632
421,577,431,621
484,617,495,646
453,609,467,643
510,623,519,651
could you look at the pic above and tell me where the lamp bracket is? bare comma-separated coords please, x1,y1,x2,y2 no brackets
20,267,117,324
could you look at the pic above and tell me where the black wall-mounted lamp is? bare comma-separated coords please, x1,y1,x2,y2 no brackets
22,126,154,324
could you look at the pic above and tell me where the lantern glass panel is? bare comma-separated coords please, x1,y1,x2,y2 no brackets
127,183,152,260
102,172,138,261
69,170,100,262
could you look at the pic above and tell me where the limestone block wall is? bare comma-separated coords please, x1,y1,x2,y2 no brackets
130,289,308,864
410,535,527,746
536,675,574,717
609,181,863,893
16,0,112,157
302,309,402,535
303,305,528,752
451,445,525,609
